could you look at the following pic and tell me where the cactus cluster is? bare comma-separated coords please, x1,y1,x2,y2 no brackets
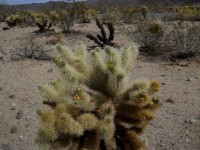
5,14,23,27
37,43,161,150
36,19,52,33
49,11,60,25
31,12,52,33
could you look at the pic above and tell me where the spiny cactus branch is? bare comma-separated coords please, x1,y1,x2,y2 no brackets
37,43,161,150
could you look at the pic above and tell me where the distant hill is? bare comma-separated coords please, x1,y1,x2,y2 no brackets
87,0,200,6
1,0,200,12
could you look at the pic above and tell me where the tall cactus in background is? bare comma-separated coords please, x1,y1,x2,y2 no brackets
37,43,161,150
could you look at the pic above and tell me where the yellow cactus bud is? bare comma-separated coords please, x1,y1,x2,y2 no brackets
77,87,82,92
151,80,160,92
149,101,154,105
74,95,81,100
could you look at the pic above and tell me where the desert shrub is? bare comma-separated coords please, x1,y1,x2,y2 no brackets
0,1,10,22
166,21,200,59
134,20,165,55
176,6,200,21
83,8,98,22
73,1,91,23
58,9,77,33
17,11,35,26
166,6,175,13
54,28,65,44
48,10,60,26
101,7,121,23
14,34,51,60
36,42,161,150
5,14,23,27
121,6,139,23
87,18,115,48
56,1,78,33
140,6,149,20
0,11,8,22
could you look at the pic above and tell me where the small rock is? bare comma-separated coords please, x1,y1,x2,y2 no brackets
9,94,15,99
19,135,23,140
185,130,189,134
187,77,195,82
186,139,189,142
11,103,16,110
47,68,53,72
0,87,3,91
10,126,17,133
2,144,12,150
158,143,165,147
165,98,174,104
16,110,23,119
190,119,197,123
26,116,32,121
0,53,3,60
161,82,166,85
185,119,197,124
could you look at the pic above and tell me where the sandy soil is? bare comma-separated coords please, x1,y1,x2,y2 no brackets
0,22,200,150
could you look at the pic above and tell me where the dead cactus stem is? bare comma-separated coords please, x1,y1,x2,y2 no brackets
87,18,115,47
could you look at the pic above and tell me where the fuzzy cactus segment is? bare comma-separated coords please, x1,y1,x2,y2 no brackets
37,43,161,150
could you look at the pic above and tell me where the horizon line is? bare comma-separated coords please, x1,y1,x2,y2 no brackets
2,0,87,5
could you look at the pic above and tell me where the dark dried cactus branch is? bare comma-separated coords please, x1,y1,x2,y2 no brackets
86,34,104,47
87,18,115,47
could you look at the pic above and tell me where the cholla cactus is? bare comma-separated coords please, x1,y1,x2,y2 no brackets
87,18,115,48
30,12,52,33
5,14,22,27
37,43,161,150
35,18,52,33
54,28,65,44
49,11,60,25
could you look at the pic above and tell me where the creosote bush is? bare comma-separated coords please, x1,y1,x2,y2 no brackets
14,34,52,60
166,21,200,59
134,20,165,55
37,42,161,150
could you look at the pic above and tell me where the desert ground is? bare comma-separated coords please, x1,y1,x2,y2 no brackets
0,21,200,150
